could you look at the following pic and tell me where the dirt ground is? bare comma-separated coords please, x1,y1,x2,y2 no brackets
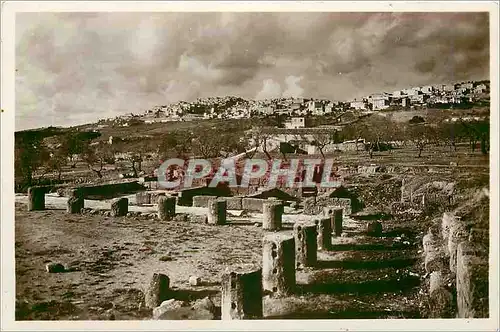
14,197,428,320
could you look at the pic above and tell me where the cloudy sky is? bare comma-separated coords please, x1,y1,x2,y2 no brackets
16,12,489,130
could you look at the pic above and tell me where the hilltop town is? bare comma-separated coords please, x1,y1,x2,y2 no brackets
92,80,490,129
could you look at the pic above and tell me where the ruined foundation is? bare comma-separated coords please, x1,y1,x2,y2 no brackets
28,186,46,211
144,273,171,309
207,198,227,225
294,222,317,269
262,234,296,297
110,197,128,217
315,218,332,250
262,201,283,231
157,196,176,221
221,265,263,320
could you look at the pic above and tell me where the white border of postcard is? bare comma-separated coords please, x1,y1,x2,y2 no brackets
1,1,499,331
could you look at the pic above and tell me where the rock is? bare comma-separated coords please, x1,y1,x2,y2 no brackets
46,263,65,273
189,276,202,286
154,298,216,320
190,215,208,224
192,297,216,319
366,221,383,237
254,222,261,227
152,299,184,319
159,255,174,262
174,214,188,222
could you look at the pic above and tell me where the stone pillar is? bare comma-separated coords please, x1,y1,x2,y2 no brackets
221,264,263,320
448,220,468,274
401,178,405,203
144,273,171,309
332,207,343,237
27,186,45,211
294,222,317,269
262,201,283,231
262,234,295,297
157,195,176,221
428,271,454,318
456,241,488,318
207,198,227,225
315,218,332,250
110,197,128,217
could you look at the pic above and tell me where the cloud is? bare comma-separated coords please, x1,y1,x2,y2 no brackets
255,79,282,100
282,75,304,98
15,12,489,130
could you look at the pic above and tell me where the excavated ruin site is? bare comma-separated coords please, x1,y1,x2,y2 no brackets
15,157,489,321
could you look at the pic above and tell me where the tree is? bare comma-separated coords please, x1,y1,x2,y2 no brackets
307,132,331,159
44,148,68,181
159,131,193,159
406,124,437,157
82,144,113,178
248,126,273,160
15,132,49,187
460,120,489,154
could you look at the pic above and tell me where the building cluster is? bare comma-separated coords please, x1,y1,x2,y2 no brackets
349,80,490,111
99,80,489,126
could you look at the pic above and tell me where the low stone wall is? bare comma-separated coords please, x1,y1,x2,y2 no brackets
242,198,266,212
192,195,218,207
177,186,232,206
303,196,352,215
136,191,167,205
63,181,147,200
224,197,243,210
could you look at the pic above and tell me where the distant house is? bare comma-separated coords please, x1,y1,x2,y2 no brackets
443,84,455,92
474,84,488,94
284,117,306,129
461,82,474,90
350,99,366,110
371,96,391,110
308,101,325,115
392,90,404,97
421,85,434,94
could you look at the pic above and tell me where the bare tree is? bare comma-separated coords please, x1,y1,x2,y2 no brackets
306,132,331,159
406,124,438,158
82,144,113,178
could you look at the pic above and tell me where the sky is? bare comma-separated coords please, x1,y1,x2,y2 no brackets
15,12,490,130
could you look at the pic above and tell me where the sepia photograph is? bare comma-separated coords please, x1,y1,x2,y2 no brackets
1,1,498,331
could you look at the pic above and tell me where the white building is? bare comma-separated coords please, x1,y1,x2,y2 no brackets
284,117,306,129
372,97,390,110
308,101,325,115
350,99,367,110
